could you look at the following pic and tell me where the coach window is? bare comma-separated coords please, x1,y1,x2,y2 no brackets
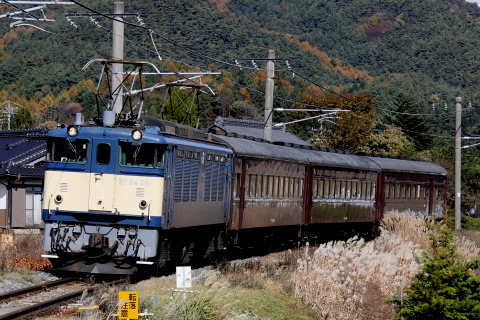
346,180,352,199
367,182,372,200
260,175,266,198
323,179,329,199
278,176,285,198
273,176,279,198
340,180,346,199
357,181,362,199
244,175,250,198
250,174,256,198
318,179,324,198
284,177,290,198
267,176,273,198
97,143,111,165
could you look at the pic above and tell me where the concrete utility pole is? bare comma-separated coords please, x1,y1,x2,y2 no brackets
455,97,462,230
263,49,275,142
111,1,124,114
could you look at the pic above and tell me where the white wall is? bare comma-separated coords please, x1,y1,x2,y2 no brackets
0,183,6,210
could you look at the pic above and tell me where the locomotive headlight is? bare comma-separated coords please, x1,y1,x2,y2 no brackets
139,200,148,209
67,126,78,137
55,195,63,203
131,129,142,141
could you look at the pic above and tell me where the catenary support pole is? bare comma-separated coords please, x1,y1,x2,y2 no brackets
111,1,124,114
263,50,275,142
455,97,462,230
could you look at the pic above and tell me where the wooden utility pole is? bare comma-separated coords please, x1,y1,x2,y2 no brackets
263,49,275,142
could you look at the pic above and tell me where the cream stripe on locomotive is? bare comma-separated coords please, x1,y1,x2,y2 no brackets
43,170,164,217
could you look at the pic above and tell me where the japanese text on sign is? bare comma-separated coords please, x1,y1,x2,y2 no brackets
118,291,139,320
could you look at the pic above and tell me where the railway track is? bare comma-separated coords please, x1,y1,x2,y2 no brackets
0,277,125,319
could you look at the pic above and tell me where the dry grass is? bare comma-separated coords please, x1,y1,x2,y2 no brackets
455,232,480,262
293,212,457,320
0,233,51,273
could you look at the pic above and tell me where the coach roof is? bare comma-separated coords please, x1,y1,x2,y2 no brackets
365,156,448,175
214,135,380,171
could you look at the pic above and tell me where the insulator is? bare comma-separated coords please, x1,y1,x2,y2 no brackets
66,16,78,28
136,15,145,27
235,60,242,70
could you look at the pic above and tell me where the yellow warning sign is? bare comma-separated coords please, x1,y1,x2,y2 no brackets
118,291,139,320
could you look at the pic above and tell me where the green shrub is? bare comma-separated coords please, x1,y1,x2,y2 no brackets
462,214,480,231
390,226,480,319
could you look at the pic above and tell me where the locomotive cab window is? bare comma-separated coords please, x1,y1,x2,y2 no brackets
96,143,111,165
46,138,89,163
120,142,166,168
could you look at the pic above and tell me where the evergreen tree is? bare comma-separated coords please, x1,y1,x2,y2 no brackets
387,93,432,151
390,226,480,319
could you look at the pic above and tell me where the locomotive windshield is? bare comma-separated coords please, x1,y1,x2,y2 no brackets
46,138,89,163
119,142,166,168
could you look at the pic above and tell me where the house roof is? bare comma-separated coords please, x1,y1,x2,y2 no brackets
208,117,310,146
0,128,48,178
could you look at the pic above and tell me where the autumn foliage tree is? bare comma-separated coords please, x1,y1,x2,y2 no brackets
296,85,376,152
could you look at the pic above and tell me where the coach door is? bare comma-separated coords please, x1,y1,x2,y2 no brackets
88,141,116,212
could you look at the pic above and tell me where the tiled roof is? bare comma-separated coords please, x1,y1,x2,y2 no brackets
208,117,310,146
0,128,48,178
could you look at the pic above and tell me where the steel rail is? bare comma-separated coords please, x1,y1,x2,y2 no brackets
0,277,79,302
0,285,94,320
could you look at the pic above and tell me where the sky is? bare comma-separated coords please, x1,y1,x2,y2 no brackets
466,0,480,6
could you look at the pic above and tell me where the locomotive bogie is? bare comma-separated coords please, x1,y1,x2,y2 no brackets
43,222,159,274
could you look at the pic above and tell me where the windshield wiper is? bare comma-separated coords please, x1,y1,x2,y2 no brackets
65,139,77,160
133,144,142,165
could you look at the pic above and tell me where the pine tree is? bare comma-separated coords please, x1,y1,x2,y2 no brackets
391,226,480,319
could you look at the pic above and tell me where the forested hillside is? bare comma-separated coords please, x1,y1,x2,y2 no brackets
1,0,480,209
